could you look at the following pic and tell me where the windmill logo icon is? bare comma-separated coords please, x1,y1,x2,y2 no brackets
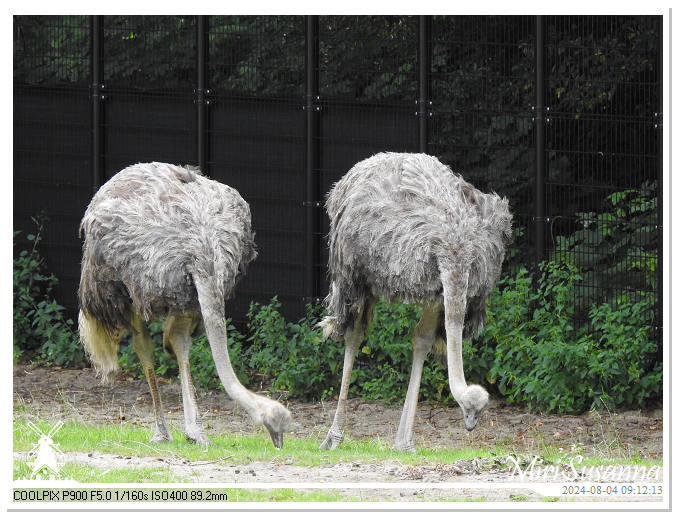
26,421,65,480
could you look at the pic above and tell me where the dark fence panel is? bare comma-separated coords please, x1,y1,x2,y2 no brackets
544,15,660,331
13,15,662,341
103,90,197,176
14,16,91,313
429,15,536,267
13,85,91,313
209,95,306,318
102,16,196,91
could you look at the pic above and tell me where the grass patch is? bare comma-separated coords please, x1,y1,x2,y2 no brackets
14,459,176,483
13,418,495,467
13,417,662,485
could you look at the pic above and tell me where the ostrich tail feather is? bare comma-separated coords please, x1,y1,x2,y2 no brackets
432,335,447,364
78,310,123,382
316,315,341,341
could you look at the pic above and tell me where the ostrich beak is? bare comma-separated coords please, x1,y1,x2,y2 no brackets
264,422,284,449
464,414,479,431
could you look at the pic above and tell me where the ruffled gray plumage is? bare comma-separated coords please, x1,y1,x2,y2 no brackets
78,162,257,331
322,152,512,339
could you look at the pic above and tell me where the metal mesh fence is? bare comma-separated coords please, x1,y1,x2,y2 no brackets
13,15,661,340
429,16,536,268
14,16,91,312
318,15,418,102
103,16,196,91
208,16,307,317
210,16,305,96
544,16,660,331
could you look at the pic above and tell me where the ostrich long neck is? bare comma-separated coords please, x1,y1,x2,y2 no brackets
445,325,468,400
441,268,470,401
204,316,266,419
193,277,269,422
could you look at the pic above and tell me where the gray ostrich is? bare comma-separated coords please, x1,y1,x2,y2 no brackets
318,152,512,451
78,162,292,448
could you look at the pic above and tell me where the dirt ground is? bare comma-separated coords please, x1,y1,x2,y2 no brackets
13,362,664,503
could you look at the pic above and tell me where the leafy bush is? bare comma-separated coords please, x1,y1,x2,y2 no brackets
13,218,83,366
244,297,454,404
118,318,248,390
246,297,345,399
15,219,660,415
474,262,661,413
553,183,658,323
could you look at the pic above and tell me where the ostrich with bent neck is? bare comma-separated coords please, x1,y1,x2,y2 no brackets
78,162,292,448
318,153,512,451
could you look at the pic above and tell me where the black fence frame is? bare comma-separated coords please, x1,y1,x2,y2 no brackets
14,15,662,358
80,15,603,298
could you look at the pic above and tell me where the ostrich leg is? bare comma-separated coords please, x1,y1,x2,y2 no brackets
131,314,172,443
163,315,210,445
320,299,374,450
394,304,441,452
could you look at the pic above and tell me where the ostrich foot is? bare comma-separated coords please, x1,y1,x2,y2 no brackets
185,430,213,446
150,428,172,444
394,440,416,453
319,428,344,450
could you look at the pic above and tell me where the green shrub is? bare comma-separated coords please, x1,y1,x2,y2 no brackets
474,262,661,413
553,183,658,321
13,218,83,366
118,318,248,390
246,297,346,399
244,297,453,404
15,219,660,414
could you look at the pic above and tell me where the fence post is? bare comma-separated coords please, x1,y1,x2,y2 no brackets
534,15,546,261
90,15,104,193
304,15,320,304
418,15,431,153
196,15,209,175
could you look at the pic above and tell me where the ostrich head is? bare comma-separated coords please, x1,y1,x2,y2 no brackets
458,384,489,431
260,400,294,449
